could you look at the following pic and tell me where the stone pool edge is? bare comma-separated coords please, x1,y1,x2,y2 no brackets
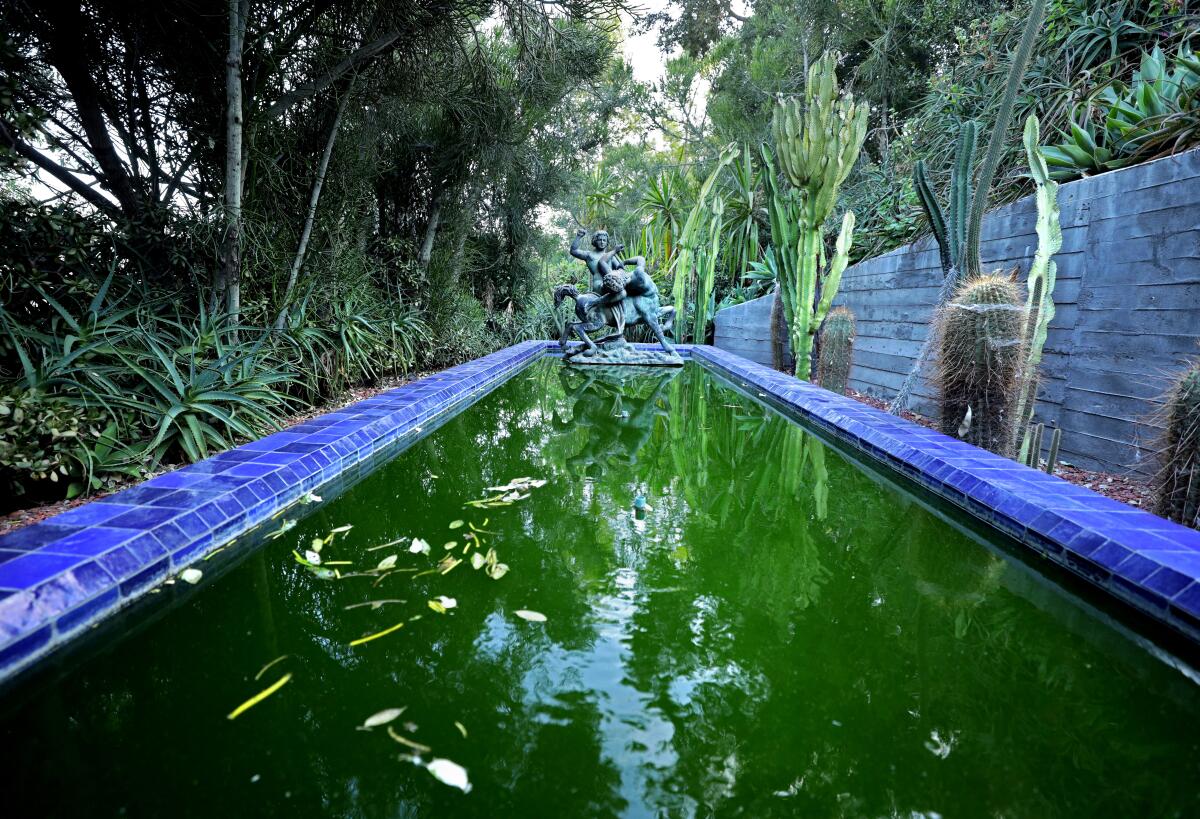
0,340,554,678
691,345,1200,646
3,340,1200,679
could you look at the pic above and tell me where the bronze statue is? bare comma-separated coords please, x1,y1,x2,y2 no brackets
553,229,681,366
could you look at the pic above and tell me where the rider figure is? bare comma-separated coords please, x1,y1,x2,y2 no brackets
570,229,628,312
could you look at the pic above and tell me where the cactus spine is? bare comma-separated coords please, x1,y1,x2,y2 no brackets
766,52,868,380
1013,114,1062,460
936,275,1026,455
818,307,855,395
1155,364,1200,530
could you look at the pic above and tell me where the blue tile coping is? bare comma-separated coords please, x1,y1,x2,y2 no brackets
2,340,1200,679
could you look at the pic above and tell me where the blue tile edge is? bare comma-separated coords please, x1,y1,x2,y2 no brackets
689,345,1200,646
0,340,572,680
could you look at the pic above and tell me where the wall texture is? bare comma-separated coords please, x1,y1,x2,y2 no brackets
713,148,1200,473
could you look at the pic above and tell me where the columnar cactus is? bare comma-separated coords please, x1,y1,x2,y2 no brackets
936,275,1026,455
766,52,868,380
1155,364,1200,530
817,307,855,395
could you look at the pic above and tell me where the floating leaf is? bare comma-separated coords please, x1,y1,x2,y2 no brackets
377,554,398,570
454,721,468,738
331,524,353,534
227,673,292,720
438,556,462,575
350,621,406,647
435,596,457,609
409,538,431,555
305,550,323,565
426,758,472,793
428,599,447,614
388,725,432,753
179,568,203,585
514,609,546,622
470,552,486,570
448,520,464,529
310,538,325,553
306,566,337,580
269,519,296,539
254,655,289,680
443,541,458,550
343,599,406,610
487,563,509,580
301,492,322,504
360,707,406,730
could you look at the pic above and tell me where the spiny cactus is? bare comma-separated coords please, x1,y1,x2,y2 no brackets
818,307,855,395
1155,364,1200,530
765,52,868,380
1013,114,1063,461
1020,422,1062,474
936,275,1026,455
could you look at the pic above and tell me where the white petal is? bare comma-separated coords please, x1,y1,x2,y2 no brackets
409,538,431,555
179,568,203,585
435,596,457,609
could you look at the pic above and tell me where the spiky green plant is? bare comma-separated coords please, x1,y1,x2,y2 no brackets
673,144,739,342
766,52,868,380
1013,114,1062,461
817,307,855,395
936,275,1025,455
1155,364,1200,530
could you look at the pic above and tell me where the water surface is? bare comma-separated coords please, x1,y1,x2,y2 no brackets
3,360,1199,817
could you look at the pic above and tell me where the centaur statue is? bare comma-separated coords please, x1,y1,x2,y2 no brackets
553,229,681,366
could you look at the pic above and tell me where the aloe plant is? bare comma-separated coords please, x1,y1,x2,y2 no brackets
766,52,868,380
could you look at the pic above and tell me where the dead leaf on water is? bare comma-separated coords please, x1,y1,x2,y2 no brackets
514,610,546,622
360,707,406,730
470,552,486,570
426,758,471,793
448,520,464,529
377,554,398,570
179,568,203,585
227,673,292,720
409,538,431,555
454,721,468,738
487,563,509,580
387,724,432,753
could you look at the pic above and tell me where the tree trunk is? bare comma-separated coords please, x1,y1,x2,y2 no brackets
221,0,249,329
274,79,354,329
417,189,447,271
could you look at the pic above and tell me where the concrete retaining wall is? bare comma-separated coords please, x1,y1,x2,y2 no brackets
713,148,1200,473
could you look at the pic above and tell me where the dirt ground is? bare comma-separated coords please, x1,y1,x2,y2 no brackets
847,389,1156,511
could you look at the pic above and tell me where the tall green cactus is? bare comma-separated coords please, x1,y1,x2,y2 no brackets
936,275,1025,455
1156,364,1200,530
674,143,739,343
1013,114,1062,461
766,52,868,380
818,307,855,395
962,0,1048,279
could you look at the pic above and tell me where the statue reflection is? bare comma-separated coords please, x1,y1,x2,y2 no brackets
554,365,679,479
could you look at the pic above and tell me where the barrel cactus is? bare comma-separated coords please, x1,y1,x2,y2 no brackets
1155,364,1200,530
935,275,1025,455
818,307,855,395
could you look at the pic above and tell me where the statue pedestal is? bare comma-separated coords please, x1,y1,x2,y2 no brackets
563,338,683,367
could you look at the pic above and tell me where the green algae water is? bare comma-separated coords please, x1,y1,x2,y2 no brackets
3,360,1200,818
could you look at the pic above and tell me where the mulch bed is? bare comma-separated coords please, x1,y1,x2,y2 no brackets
847,389,1155,511
0,371,429,536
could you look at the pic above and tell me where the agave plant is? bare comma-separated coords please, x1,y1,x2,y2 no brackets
1042,45,1200,180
